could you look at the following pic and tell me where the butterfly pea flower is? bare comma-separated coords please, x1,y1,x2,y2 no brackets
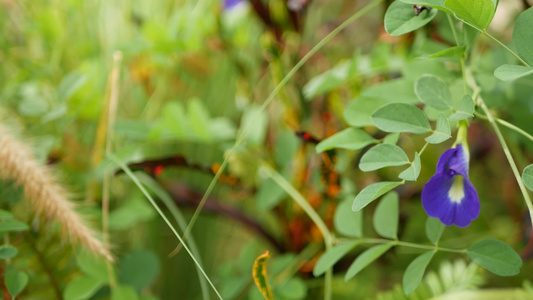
224,0,244,9
421,144,480,227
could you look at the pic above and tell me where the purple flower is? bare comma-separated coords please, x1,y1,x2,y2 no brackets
224,0,244,9
421,144,480,227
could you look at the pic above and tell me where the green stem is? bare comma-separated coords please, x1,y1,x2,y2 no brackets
336,238,465,253
108,154,223,300
261,165,334,300
483,31,531,67
474,112,533,144
475,98,533,227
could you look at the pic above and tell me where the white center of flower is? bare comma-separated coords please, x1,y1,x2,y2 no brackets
448,176,465,203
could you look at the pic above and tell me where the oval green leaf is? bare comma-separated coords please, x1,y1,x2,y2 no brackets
425,216,445,244
513,7,533,67
415,75,453,111
5,269,28,298
425,114,451,144
344,97,388,127
466,239,522,276
334,199,363,238
352,181,403,212
314,242,359,276
385,1,438,36
0,220,29,232
398,152,421,181
403,251,435,295
359,144,410,172
522,164,533,192
449,95,474,120
316,128,377,153
444,0,495,30
64,276,104,300
345,243,395,280
0,245,19,259
373,191,399,239
494,64,533,82
112,285,139,300
371,103,431,134
427,46,466,58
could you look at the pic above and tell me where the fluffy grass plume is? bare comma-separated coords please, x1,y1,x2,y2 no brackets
0,125,113,261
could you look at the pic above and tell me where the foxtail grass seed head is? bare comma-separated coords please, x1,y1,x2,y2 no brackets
0,126,113,261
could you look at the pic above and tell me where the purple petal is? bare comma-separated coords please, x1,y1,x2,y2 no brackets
224,0,244,9
421,173,480,227
435,144,469,177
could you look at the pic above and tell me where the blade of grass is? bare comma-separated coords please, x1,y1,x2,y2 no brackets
136,174,211,300
108,154,223,300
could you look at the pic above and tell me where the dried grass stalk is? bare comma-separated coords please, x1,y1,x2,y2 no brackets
0,126,113,261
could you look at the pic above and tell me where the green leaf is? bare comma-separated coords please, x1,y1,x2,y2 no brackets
0,220,29,232
352,181,403,212
5,269,28,298
119,250,160,293
109,197,156,230
522,164,533,192
415,75,453,111
373,191,399,239
449,95,475,120
398,0,448,11
384,1,438,36
398,152,421,181
64,276,104,300
494,65,533,81
316,128,377,153
513,7,533,66
240,104,268,146
359,144,410,172
303,63,349,99
0,245,19,259
427,46,466,58
58,71,87,101
112,285,139,300
362,78,418,104
344,97,388,127
276,278,307,300
76,252,109,282
466,239,522,276
252,251,275,300
372,103,431,134
256,178,286,210
444,0,496,30
383,133,401,145
425,216,445,244
345,243,395,280
334,199,363,238
425,114,451,144
313,242,359,276
0,209,14,219
403,251,435,295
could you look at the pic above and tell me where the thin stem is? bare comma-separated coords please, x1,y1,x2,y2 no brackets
476,98,533,227
178,0,384,256
102,51,122,288
108,154,223,300
336,238,465,253
483,31,531,67
418,142,429,156
447,14,460,45
474,112,533,144
261,165,334,300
